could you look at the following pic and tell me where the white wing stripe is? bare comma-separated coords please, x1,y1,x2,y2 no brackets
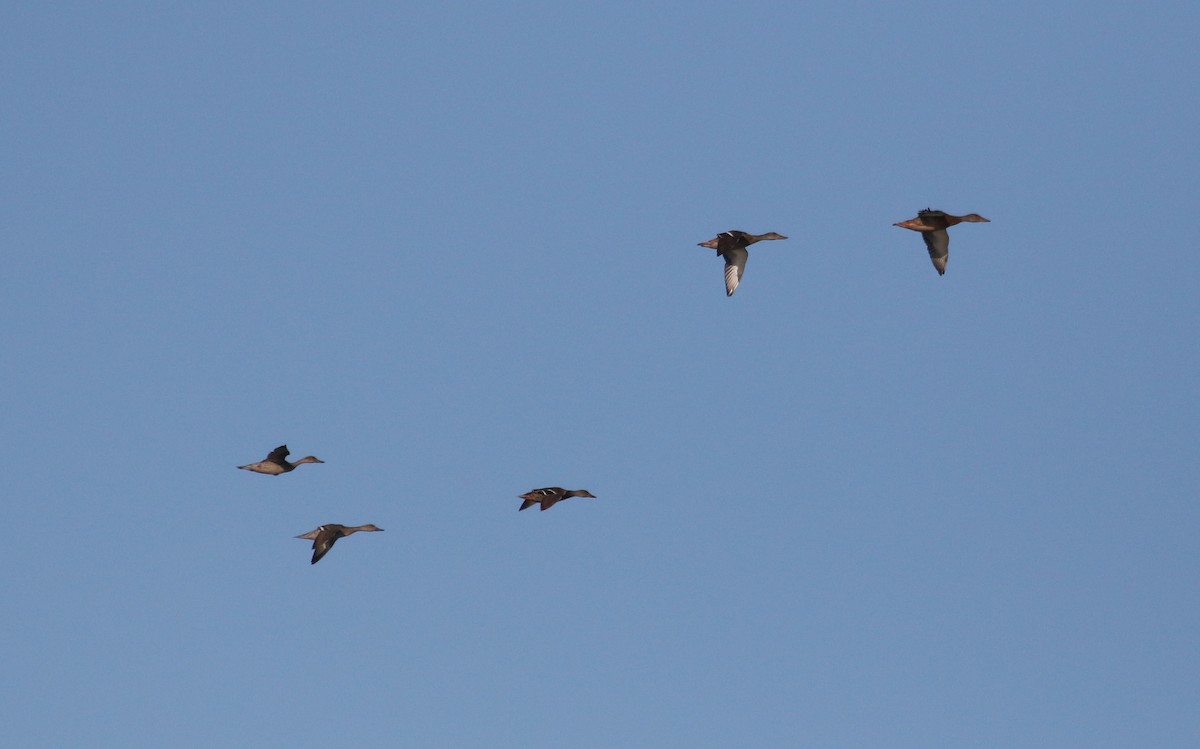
724,263,741,296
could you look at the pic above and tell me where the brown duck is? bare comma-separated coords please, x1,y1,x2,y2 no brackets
295,524,383,564
697,230,788,296
518,487,597,512
893,209,989,275
237,445,324,475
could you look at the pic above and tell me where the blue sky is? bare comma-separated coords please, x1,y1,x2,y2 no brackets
3,1,1198,746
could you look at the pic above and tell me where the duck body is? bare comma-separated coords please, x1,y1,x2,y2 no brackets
893,209,989,275
697,230,787,296
295,523,383,564
238,445,324,475
518,487,597,512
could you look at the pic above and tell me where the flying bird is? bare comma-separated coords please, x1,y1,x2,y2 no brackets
295,524,383,564
696,231,788,296
237,445,324,475
893,209,989,275
518,487,597,512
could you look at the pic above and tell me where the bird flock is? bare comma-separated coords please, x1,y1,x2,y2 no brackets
240,209,988,564
699,209,989,294
237,444,597,564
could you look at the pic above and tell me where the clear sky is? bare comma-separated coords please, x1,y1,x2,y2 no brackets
3,2,1198,747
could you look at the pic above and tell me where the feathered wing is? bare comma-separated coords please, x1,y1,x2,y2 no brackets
296,526,336,564
518,487,570,511
310,532,337,564
723,247,749,296
265,445,291,465
922,230,950,275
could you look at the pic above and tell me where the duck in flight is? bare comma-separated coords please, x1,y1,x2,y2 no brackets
237,445,324,475
697,230,788,296
893,209,989,275
518,487,597,512
295,524,383,564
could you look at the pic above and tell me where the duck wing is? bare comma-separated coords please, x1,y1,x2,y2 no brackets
722,247,749,296
310,530,339,564
265,445,291,465
922,229,950,275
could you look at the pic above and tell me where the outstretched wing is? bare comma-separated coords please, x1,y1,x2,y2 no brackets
310,531,338,564
723,247,749,296
922,230,950,275
265,445,290,465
